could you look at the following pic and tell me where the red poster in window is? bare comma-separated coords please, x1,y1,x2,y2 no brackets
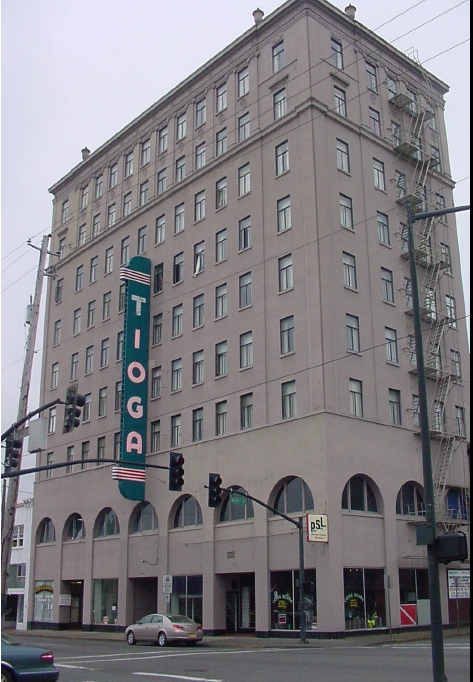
400,604,417,626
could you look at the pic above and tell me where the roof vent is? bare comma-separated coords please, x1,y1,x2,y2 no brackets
253,8,264,24
345,4,356,19
81,147,90,160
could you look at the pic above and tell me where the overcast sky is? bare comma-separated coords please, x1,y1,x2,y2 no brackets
1,0,470,498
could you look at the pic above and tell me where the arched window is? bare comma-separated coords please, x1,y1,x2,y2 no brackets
64,513,85,541
173,496,203,528
342,476,378,512
396,483,425,516
273,477,314,515
95,508,120,537
37,518,56,544
446,488,468,521
131,502,158,534
219,487,254,522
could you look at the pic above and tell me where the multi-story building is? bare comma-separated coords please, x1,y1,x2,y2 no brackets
29,0,469,635
6,499,33,630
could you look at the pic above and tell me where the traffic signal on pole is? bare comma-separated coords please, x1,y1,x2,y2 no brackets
208,473,223,508
169,452,185,491
63,386,86,433
5,437,22,471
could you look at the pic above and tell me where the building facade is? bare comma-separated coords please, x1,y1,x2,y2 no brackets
6,499,33,630
29,0,469,635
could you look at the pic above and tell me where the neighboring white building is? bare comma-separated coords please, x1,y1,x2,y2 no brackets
6,498,33,630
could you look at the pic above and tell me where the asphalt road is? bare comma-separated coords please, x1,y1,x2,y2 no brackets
10,635,470,682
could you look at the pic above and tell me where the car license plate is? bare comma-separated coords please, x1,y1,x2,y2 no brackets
189,633,195,638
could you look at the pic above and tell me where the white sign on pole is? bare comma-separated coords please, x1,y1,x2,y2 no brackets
163,574,173,594
447,570,470,599
306,514,328,543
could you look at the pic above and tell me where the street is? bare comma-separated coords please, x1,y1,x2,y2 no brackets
12,635,470,682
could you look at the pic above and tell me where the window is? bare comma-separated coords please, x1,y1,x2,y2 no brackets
240,393,253,430
174,496,202,528
58,236,66,259
276,141,289,175
238,67,249,97
343,252,357,289
373,159,386,191
435,193,447,222
274,88,287,120
342,476,377,512
155,215,165,244
38,519,56,543
238,113,250,142
158,126,168,154
109,163,118,189
153,262,164,294
425,287,437,319
381,268,394,303
366,62,378,91
114,381,122,412
192,408,204,443
331,38,343,68
105,246,113,274
215,341,227,377
238,216,251,251
445,295,457,327
173,252,184,284
334,86,347,116
340,194,353,229
87,300,96,328
405,278,413,310
455,406,467,438
107,203,116,227
278,254,293,292
85,346,94,375
55,277,64,303
81,441,90,470
61,200,69,224
89,256,98,284
70,353,79,380
216,82,227,112
53,320,61,346
349,379,363,417
239,272,252,308
176,112,187,141
151,367,161,399
431,146,441,171
195,97,206,127
346,315,360,352
47,407,57,435
82,394,91,423
194,241,205,275
389,389,402,425
216,401,227,436
78,223,87,247
216,177,227,209
336,140,350,172
282,380,296,419
97,436,107,464
73,308,81,335
275,196,292,233
272,41,285,72
75,265,84,292
51,363,59,390
124,152,133,178
141,139,150,166
280,316,294,354
274,477,314,515
171,414,181,448
193,350,204,385
377,212,390,245
195,143,206,170
391,121,401,146
116,330,124,360
216,128,227,156
102,292,111,320
215,229,227,263
369,108,381,136
440,243,452,274
152,313,162,345
120,236,130,265
240,332,253,368
137,226,147,254
157,169,167,195
95,174,103,199
100,338,109,368
450,349,461,379
98,387,107,417
238,164,251,197
193,294,204,328
384,327,399,363
395,171,406,199
215,284,227,318
12,525,24,548
412,394,420,428
171,358,182,392
139,181,148,206
172,304,183,337
176,156,186,182
194,191,205,222
387,76,397,98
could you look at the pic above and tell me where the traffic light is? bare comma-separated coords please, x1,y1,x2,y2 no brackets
434,532,468,564
63,386,86,433
5,437,22,471
208,473,223,508
169,452,185,491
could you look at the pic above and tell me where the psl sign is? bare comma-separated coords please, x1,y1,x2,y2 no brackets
306,514,329,543
115,256,151,500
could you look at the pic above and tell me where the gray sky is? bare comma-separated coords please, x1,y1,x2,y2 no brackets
1,0,470,498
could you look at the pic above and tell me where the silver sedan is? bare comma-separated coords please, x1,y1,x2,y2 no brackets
125,613,204,647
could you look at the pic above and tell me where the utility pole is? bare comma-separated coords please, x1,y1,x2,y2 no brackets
1,235,50,622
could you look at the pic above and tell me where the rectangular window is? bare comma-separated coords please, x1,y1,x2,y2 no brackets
95,174,103,199
385,327,399,363
193,294,204,328
239,272,252,308
239,216,251,251
61,200,69,224
412,394,420,428
240,393,253,430
176,113,187,141
81,440,90,470
278,254,293,292
336,140,350,172
152,313,162,345
238,113,250,142
123,192,132,219
238,164,251,197
216,401,227,436
216,82,227,113
92,214,101,237
55,277,64,303
216,178,227,210
121,236,130,265
151,367,161,399
343,252,357,289
157,169,167,195
107,203,116,227
172,304,183,337
66,445,75,474
155,215,165,244
280,316,294,354
455,406,467,438
366,62,378,91
51,363,59,390
277,196,291,232
238,67,249,97
381,268,394,303
272,41,285,73
373,159,386,191
12,525,24,548
109,163,118,189
113,433,120,460
75,265,84,292
102,292,111,320
141,139,150,166
274,88,287,120
105,247,113,274
82,394,91,423
124,152,133,178
173,252,184,284
193,350,204,385
194,191,206,222
240,331,253,368
331,38,343,68
450,349,461,379
387,76,397,98
48,407,56,434
114,380,122,412
45,451,53,478
137,226,147,254
405,278,413,310
53,320,61,346
445,295,457,328
334,86,347,116
98,387,107,417
215,284,227,318
215,229,227,263
340,194,353,229
349,379,363,417
346,315,360,352
139,181,148,206
215,341,227,377
192,408,204,442
395,171,406,199
78,223,87,247
195,143,206,170
87,300,95,328
440,243,452,274
153,262,164,294
70,352,79,380
369,108,381,136
216,128,227,156
276,141,289,175
116,330,124,361
100,338,110,368
73,308,81,335
171,414,181,448
377,212,390,245
433,400,445,432
158,126,168,154
436,193,447,223
389,389,401,425
194,241,205,275
391,121,401,146
171,358,182,392
90,256,98,283
195,98,206,127
176,156,186,183
85,345,94,374
97,436,106,463
282,380,296,420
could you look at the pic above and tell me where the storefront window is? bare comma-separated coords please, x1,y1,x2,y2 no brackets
270,569,317,631
344,568,385,630
93,578,118,625
34,581,54,622
171,575,203,624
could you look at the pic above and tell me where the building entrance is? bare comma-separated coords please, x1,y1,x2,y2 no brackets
222,573,255,633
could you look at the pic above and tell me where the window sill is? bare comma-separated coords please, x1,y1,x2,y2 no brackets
239,365,253,372
383,300,396,307
280,351,295,358
215,374,228,380
239,304,252,311
347,350,362,356
278,287,294,295
215,204,227,213
276,170,290,179
277,226,292,235
337,168,351,177
344,285,358,292
386,361,400,367
215,315,228,322
150,395,161,401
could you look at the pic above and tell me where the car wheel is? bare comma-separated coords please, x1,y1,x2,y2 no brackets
127,630,137,645
157,631,168,647
1,668,14,682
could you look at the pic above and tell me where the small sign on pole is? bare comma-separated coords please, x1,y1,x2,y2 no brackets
163,574,173,594
306,514,328,543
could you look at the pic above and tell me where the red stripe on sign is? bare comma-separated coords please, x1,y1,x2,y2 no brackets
112,467,146,481
119,268,151,285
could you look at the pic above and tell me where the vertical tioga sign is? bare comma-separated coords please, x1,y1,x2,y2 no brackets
114,256,151,500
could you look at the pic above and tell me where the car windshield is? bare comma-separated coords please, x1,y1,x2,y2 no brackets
168,615,194,624
1,634,20,645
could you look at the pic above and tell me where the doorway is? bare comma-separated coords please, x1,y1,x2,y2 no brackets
223,574,255,633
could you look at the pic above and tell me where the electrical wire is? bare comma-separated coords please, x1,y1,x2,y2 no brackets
390,1,469,43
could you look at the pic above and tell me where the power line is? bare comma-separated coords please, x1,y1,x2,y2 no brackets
391,1,469,43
